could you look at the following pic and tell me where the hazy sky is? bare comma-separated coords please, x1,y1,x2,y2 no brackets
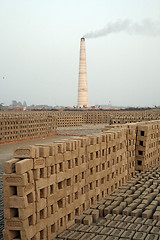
0,0,160,107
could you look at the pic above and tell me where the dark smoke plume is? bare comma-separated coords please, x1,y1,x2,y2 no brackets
84,19,160,38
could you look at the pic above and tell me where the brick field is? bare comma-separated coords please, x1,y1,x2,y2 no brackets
2,120,160,239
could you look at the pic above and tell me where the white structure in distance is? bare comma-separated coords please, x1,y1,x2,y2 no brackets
77,37,88,108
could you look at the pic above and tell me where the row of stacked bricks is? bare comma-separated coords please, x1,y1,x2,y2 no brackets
136,121,160,171
103,123,136,181
1,110,160,144
62,165,160,239
110,110,160,125
2,123,137,240
0,112,57,143
53,112,83,127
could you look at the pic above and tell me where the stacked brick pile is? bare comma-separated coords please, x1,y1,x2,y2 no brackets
126,123,137,180
2,120,160,239
0,112,57,143
81,111,109,125
53,112,83,127
2,125,136,239
110,110,160,124
136,122,160,171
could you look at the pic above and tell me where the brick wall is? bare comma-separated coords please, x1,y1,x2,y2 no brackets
136,121,160,171
0,112,57,143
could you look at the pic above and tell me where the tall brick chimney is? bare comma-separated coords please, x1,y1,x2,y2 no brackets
78,38,88,108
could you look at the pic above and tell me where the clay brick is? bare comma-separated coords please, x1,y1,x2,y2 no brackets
131,209,142,217
100,227,114,236
37,145,50,157
104,206,113,215
88,225,103,234
45,156,54,167
124,216,136,223
28,170,34,183
79,233,95,239
17,183,34,197
108,220,120,228
4,191,35,209
33,157,45,169
117,222,130,230
3,173,28,186
112,206,123,215
105,236,119,240
114,215,126,222
128,223,141,231
92,235,107,240
110,228,124,237
122,207,132,216
151,226,160,235
121,230,135,239
92,210,99,222
98,205,105,217
83,209,93,215
36,198,47,212
145,234,159,240
138,224,152,233
5,158,20,174
57,230,74,239
124,197,133,205
78,225,93,233
153,211,160,220
14,146,38,159
68,231,84,239
4,218,31,230
142,209,153,219
144,219,157,226
83,215,93,225
15,158,33,174
75,215,86,224
104,214,116,220
133,232,147,240
68,224,83,231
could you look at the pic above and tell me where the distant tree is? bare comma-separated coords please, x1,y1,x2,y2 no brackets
12,100,18,106
23,101,27,107
17,101,22,107
0,103,3,110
